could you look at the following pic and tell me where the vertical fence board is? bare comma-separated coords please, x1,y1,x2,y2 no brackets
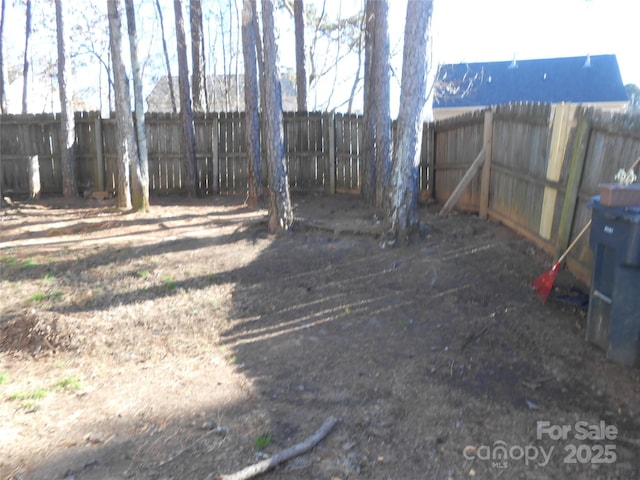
488,103,551,236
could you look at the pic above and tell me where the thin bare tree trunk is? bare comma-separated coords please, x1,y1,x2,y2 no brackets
107,0,134,209
190,0,204,111
361,0,376,205
241,0,263,208
56,0,77,198
233,0,240,110
347,1,365,114
155,0,177,113
261,0,292,232
389,0,433,241
21,0,31,114
0,0,6,113
124,0,150,211
201,25,208,110
218,10,229,110
174,0,199,196
294,0,307,111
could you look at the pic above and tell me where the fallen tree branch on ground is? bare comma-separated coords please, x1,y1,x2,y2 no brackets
217,416,339,480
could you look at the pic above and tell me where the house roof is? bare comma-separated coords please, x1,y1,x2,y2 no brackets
146,74,297,112
433,54,629,109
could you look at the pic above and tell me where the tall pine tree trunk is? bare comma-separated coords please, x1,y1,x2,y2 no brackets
294,0,307,111
174,0,199,197
389,0,433,241
251,0,268,154
372,0,391,210
190,0,204,112
107,0,135,209
55,0,77,198
261,0,292,232
124,0,150,211
241,0,263,208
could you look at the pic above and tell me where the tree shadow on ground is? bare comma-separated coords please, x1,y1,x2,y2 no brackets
4,195,640,480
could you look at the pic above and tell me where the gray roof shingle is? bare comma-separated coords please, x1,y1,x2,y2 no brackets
433,54,628,108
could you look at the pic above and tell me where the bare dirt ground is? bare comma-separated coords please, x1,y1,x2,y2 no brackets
1,193,640,480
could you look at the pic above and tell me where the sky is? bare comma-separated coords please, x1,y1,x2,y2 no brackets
282,0,640,116
1,0,639,116
431,0,640,87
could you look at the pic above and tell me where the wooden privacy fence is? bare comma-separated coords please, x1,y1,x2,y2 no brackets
431,103,640,285
1,111,434,197
0,111,380,197
3,104,640,284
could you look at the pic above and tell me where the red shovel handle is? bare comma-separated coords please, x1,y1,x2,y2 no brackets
554,155,640,265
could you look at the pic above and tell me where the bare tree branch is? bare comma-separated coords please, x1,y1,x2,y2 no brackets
217,417,339,480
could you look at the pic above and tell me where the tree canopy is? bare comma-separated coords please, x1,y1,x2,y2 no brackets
0,0,411,115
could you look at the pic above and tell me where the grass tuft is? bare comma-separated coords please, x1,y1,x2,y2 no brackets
9,388,49,401
0,256,17,266
55,375,82,391
254,433,272,450
29,292,47,302
21,259,37,269
29,291,62,302
49,291,63,300
162,275,177,291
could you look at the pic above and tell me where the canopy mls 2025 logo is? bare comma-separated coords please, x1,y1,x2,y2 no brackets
463,420,617,470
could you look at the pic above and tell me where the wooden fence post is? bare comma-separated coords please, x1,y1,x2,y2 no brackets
556,113,590,259
426,123,435,195
479,109,493,219
539,103,573,240
326,112,336,195
94,116,105,191
212,112,220,194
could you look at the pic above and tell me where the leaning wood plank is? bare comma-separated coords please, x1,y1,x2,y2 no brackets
439,147,486,216
217,416,339,480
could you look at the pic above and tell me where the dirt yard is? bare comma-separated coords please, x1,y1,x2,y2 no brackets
1,193,640,480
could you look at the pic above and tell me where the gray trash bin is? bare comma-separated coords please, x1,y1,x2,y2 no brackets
586,196,640,366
